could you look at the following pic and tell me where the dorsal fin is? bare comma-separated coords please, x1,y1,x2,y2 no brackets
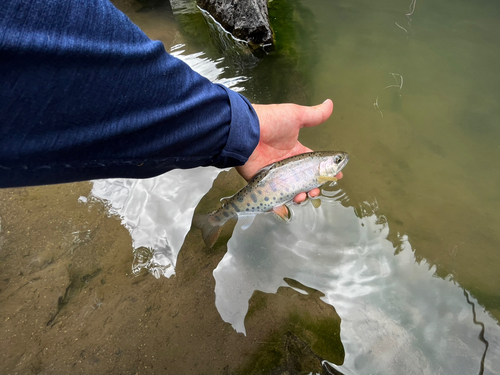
252,163,275,187
254,163,275,177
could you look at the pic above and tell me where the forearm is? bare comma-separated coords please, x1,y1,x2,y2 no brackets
0,0,259,188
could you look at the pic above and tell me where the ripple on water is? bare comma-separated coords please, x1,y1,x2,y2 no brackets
90,42,248,278
213,189,500,375
91,167,221,278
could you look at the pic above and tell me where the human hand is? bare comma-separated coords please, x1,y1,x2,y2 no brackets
236,99,343,204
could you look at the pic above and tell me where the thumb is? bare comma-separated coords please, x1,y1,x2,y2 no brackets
300,99,334,128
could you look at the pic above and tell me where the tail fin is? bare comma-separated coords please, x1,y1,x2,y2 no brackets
192,213,223,248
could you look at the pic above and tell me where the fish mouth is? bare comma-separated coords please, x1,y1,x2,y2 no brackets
337,153,349,174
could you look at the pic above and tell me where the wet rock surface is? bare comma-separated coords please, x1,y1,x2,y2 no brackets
196,0,274,49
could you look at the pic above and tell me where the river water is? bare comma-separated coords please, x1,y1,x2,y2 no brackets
1,0,499,373
97,0,500,372
98,0,500,373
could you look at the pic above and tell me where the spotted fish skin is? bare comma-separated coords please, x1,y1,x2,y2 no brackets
193,151,349,247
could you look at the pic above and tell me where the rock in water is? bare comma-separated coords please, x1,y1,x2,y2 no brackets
196,0,274,50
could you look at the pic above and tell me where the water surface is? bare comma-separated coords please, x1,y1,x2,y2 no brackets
99,0,500,372
2,0,499,373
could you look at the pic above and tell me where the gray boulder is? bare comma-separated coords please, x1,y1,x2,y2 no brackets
196,0,274,50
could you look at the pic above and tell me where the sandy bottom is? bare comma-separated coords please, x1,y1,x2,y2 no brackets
0,172,344,374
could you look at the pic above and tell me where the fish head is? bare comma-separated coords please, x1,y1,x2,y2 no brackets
319,151,349,177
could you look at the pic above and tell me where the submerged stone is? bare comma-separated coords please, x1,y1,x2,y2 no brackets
196,0,274,50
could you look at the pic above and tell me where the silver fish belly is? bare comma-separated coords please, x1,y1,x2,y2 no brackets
193,151,349,247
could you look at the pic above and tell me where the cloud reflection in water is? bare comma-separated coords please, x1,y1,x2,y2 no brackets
87,41,500,375
91,44,245,277
92,167,220,277
214,187,500,374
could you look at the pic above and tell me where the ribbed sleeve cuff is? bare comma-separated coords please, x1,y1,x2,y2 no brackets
214,84,260,167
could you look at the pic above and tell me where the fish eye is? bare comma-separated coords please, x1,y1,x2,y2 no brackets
334,155,343,164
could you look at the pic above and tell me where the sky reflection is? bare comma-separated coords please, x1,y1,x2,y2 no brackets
214,187,499,374
90,44,245,278
89,5,500,372
92,167,220,277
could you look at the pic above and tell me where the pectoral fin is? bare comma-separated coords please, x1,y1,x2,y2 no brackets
272,205,290,221
318,176,338,183
311,199,322,209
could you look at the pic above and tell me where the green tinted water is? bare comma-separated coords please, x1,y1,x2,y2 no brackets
3,0,497,373
166,0,499,369
170,0,500,345
196,0,500,319
86,0,500,367
300,0,500,318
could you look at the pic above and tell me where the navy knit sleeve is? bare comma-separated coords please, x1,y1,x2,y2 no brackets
0,0,260,188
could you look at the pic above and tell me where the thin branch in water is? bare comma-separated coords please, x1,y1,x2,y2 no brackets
375,73,403,117
395,22,408,34
373,96,384,118
406,0,417,22
385,72,403,91
395,0,416,37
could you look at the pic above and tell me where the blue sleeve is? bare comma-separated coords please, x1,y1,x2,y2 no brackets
0,0,260,188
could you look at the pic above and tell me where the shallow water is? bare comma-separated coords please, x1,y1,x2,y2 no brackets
97,0,500,372
216,191,500,373
2,0,500,373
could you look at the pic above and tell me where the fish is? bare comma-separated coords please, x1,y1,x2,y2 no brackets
193,151,349,247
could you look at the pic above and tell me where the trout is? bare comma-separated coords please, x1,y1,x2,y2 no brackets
193,151,349,247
